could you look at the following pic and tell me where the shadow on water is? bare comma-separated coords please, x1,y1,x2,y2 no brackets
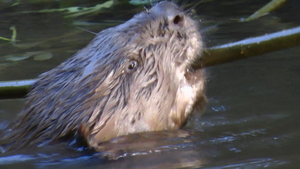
1,0,300,168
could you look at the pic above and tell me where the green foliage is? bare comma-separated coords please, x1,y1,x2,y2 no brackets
21,0,114,18
241,0,287,22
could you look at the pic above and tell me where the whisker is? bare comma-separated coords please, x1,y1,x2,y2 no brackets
73,25,97,35
185,0,204,14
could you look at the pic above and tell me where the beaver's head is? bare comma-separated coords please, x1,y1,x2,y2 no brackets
78,1,206,144
2,1,206,151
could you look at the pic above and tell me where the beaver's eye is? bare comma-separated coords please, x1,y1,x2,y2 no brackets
127,60,138,72
187,66,195,73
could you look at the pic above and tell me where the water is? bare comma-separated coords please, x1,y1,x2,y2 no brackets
0,0,300,168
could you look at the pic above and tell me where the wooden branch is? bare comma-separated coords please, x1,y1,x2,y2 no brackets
0,79,35,99
1,26,300,99
193,26,300,69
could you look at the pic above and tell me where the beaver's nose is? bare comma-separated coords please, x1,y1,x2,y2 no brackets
149,1,185,26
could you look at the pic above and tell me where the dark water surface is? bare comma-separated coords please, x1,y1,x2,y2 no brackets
0,0,300,168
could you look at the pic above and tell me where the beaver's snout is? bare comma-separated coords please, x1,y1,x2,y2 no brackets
149,1,185,26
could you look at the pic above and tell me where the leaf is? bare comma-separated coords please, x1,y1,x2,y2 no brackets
241,0,287,22
5,54,32,61
72,21,100,26
10,26,17,42
65,0,114,18
0,26,17,42
4,51,50,62
21,0,114,18
33,52,53,61
129,0,159,5
13,42,42,49
0,36,12,42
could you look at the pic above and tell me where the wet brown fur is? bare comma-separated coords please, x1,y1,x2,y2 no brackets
1,1,206,152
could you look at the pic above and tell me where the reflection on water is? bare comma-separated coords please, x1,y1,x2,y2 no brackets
1,0,300,168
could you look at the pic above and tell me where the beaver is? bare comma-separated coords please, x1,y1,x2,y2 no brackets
0,1,206,152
